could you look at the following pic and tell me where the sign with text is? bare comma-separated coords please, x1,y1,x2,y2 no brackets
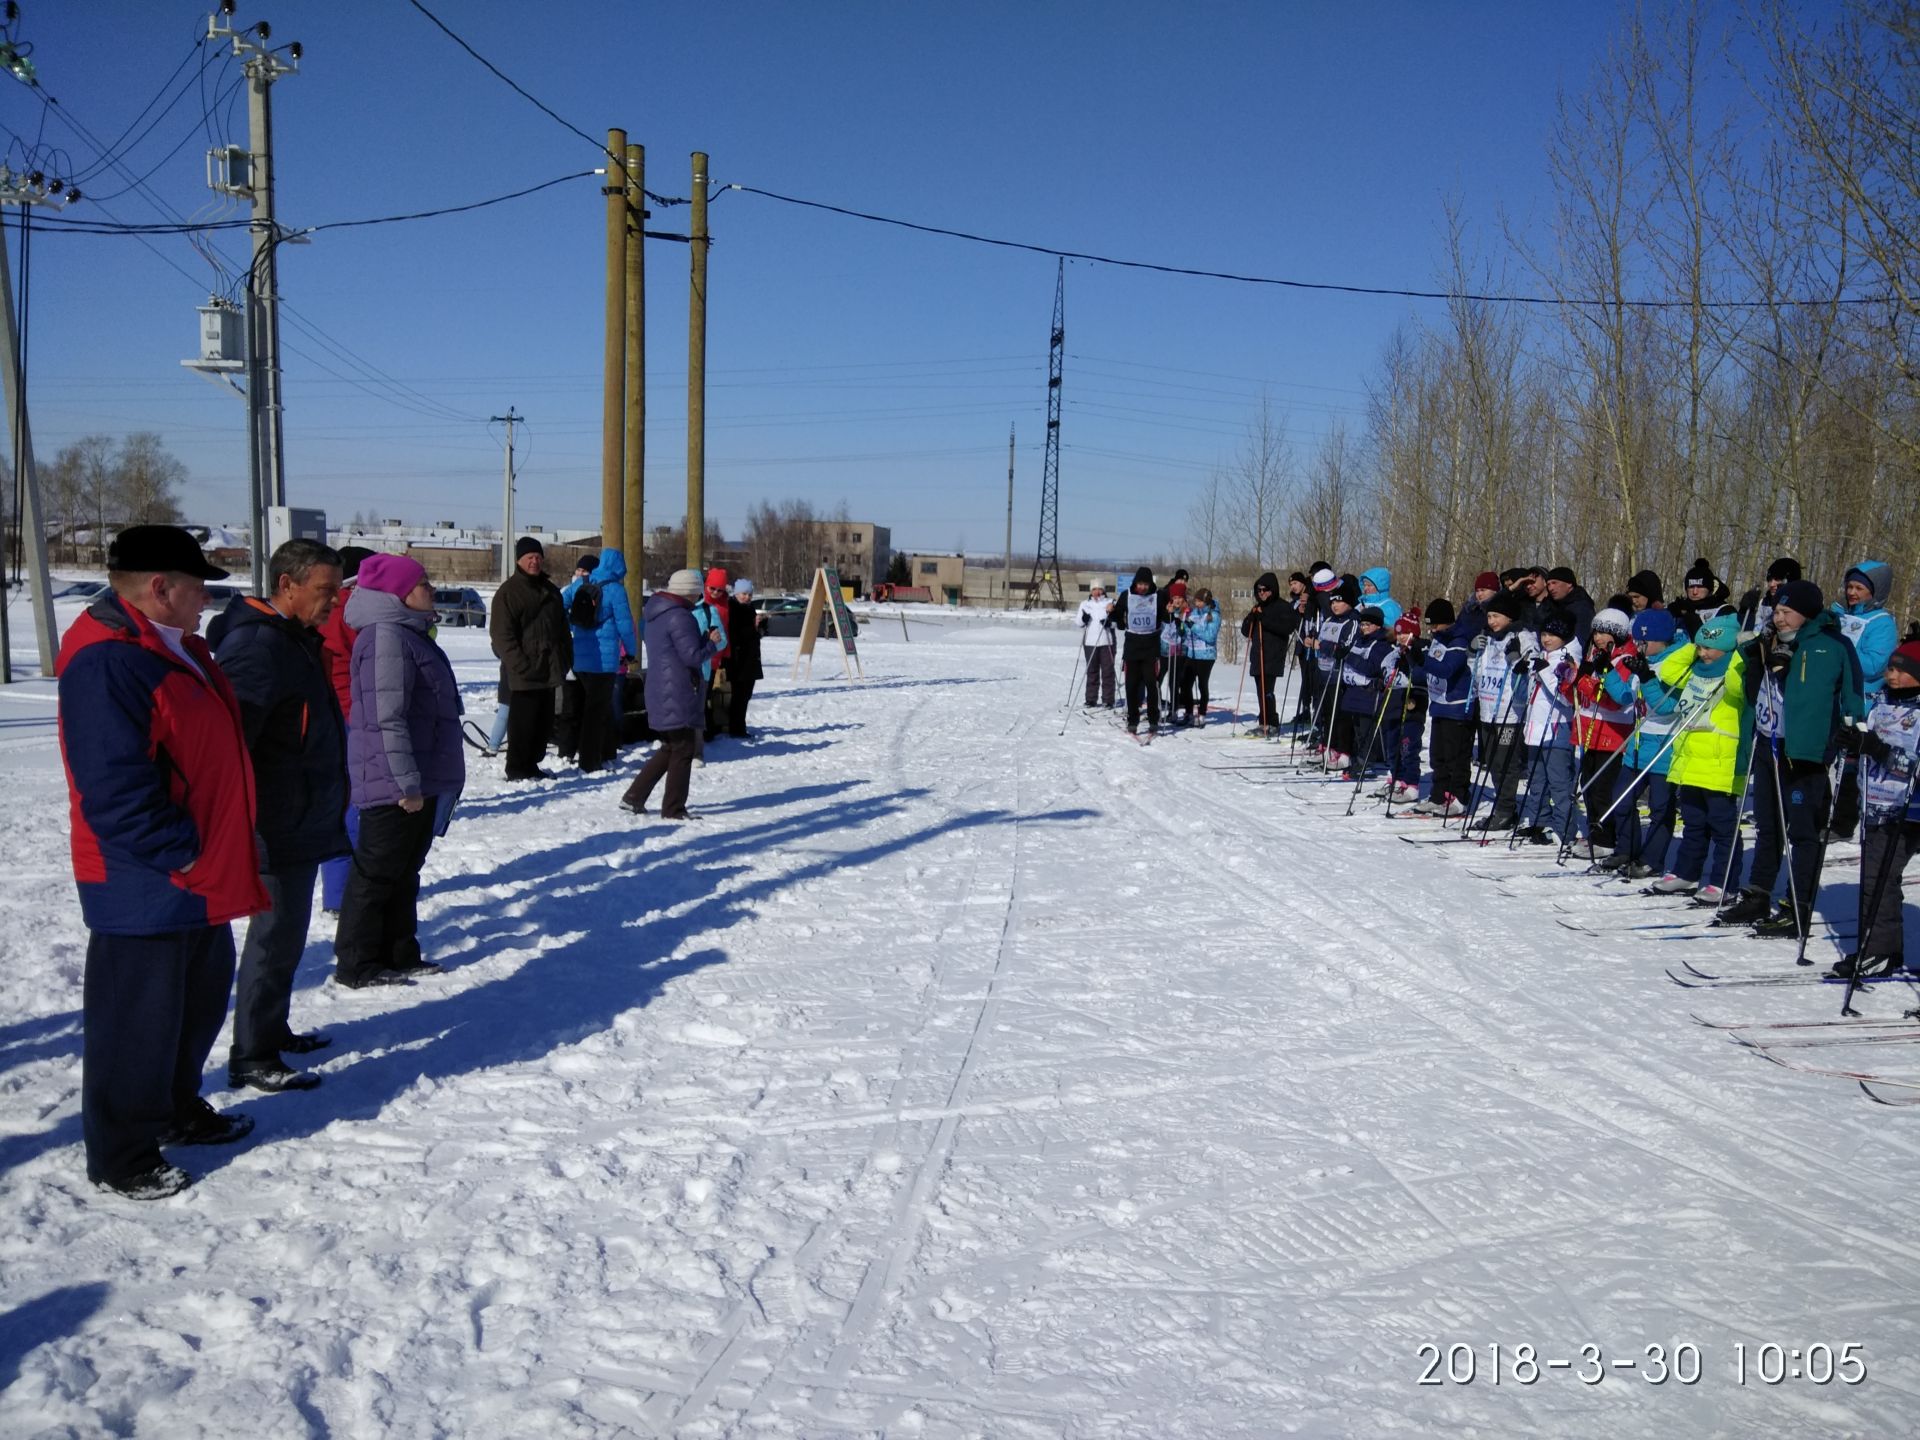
793,566,865,681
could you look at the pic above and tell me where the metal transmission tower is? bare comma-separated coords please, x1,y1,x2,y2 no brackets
1024,259,1065,609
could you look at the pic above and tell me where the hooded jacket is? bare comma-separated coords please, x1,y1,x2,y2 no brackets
1837,560,1898,696
641,590,722,731
491,566,573,691
1079,594,1116,648
1419,623,1475,720
213,594,351,868
1114,566,1166,663
318,580,360,717
1239,572,1297,678
1741,607,1866,764
1358,566,1403,628
344,585,466,812
563,548,641,675
1184,600,1222,661
55,593,270,935
1663,642,1752,796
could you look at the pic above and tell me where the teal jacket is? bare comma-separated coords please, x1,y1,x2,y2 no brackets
1741,608,1866,764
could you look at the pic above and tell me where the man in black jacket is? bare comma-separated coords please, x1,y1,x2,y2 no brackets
213,539,348,1093
1240,571,1298,733
1544,566,1597,646
1116,566,1168,735
490,537,574,780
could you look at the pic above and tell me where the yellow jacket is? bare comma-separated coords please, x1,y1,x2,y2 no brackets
1660,644,1752,795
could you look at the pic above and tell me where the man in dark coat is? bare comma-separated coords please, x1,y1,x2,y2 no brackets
55,526,271,1198
214,539,350,1093
621,569,723,819
1115,565,1169,735
724,577,766,738
489,536,573,780
1544,566,1597,647
1240,572,1298,733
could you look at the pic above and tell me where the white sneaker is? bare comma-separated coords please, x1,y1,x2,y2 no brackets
692,757,707,770
1694,885,1726,906
1439,795,1466,818
1650,873,1697,895
1394,781,1421,800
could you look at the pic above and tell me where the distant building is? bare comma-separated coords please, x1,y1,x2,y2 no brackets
905,553,965,604
803,521,890,596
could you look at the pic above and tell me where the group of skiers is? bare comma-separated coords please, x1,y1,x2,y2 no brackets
1214,555,1920,983
1077,566,1224,732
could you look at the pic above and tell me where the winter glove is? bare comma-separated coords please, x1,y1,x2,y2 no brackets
1765,647,1791,682
1470,633,1489,654
1623,655,1655,683
1525,654,1550,674
1841,722,1866,758
1505,636,1522,658
1080,613,1090,628
1858,731,1893,766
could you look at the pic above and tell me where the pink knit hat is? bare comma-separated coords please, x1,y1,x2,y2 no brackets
358,552,427,597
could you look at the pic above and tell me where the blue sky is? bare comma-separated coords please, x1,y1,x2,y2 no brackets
6,1,1651,560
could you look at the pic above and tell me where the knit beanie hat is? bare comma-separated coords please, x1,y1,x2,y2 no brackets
666,568,704,599
1627,570,1664,604
1888,641,1920,684
1631,609,1677,645
704,567,729,592
1591,607,1632,639
358,552,427,597
1773,579,1824,620
1472,571,1500,593
1484,592,1522,621
1684,558,1717,590
1426,597,1456,626
1311,567,1338,592
1168,580,1188,600
734,578,755,597
1393,614,1420,639
1547,565,1578,586
1694,612,1741,651
1338,573,1362,606
1540,613,1575,641
1357,606,1385,627
514,536,544,560
1288,571,1309,586
1767,556,1803,583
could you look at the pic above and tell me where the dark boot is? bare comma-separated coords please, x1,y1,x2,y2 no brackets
1751,902,1810,939
1712,887,1771,927
1828,953,1900,980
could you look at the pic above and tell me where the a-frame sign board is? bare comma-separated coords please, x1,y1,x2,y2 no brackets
793,565,865,681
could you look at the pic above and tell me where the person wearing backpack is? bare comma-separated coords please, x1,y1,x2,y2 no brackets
564,549,639,773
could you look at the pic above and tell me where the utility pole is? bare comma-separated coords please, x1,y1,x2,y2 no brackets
209,2,299,594
1003,423,1014,606
0,170,61,679
686,150,708,569
622,142,645,617
601,129,626,554
492,408,520,581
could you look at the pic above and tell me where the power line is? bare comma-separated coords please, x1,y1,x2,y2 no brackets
727,184,1888,311
400,0,607,158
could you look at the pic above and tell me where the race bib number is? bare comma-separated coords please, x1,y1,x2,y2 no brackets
1125,592,1158,635
1754,674,1783,739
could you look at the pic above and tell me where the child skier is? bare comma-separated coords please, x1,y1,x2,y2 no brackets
1516,615,1580,846
1573,607,1637,851
1333,606,1396,780
1410,598,1473,819
1312,576,1361,763
1652,612,1752,905
1470,591,1531,831
1181,587,1222,725
1831,642,1920,978
1376,610,1426,803
1116,567,1167,736
1601,609,1683,877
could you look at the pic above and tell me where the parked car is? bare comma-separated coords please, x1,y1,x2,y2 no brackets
204,583,243,602
433,587,486,627
52,579,110,600
753,593,857,640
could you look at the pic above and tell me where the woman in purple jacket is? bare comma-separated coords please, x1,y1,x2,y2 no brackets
621,569,723,820
333,554,466,988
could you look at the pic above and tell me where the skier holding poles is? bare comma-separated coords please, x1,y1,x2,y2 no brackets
1407,599,1474,820
1462,591,1531,835
1077,581,1117,709
1313,578,1363,770
1514,615,1580,849
1596,609,1682,877
1238,572,1296,738
1648,613,1752,903
1834,641,1920,1002
1115,567,1168,738
1716,580,1866,943
1334,606,1396,792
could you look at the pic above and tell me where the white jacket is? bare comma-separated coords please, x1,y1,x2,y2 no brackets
1079,597,1115,648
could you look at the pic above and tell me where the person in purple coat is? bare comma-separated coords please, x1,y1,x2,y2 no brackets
332,554,466,989
621,569,723,820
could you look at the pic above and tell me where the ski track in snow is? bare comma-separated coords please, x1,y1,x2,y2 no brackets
4,607,1920,1436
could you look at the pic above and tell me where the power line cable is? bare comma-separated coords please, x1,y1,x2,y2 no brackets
727,184,1889,311
400,0,609,157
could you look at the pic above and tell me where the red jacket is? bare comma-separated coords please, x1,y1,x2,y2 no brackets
1574,640,1638,752
319,579,359,718
56,594,269,935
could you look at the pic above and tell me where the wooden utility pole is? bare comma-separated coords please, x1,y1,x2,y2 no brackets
622,142,645,619
686,150,709,569
601,128,628,554
1004,424,1014,605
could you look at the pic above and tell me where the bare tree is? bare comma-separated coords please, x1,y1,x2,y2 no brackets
114,433,186,525
1225,396,1292,571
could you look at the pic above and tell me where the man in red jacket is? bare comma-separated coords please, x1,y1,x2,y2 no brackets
56,525,270,1199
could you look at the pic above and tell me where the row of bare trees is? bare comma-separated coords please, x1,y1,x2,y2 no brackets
1186,0,1918,623
32,433,187,559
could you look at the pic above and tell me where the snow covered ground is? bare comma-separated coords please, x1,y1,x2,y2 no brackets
4,596,1920,1437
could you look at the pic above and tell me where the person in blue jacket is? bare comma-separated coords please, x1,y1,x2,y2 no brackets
562,549,640,774
1177,587,1222,725
1332,607,1396,778
1408,598,1474,817
1601,608,1685,877
1359,566,1403,628
1828,559,1898,840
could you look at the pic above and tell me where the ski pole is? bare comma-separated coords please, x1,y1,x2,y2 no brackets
1385,678,1416,818
1458,650,1524,838
1843,758,1920,1016
1231,617,1251,736
1789,750,1848,970
1506,673,1551,851
1592,681,1720,829
1058,633,1088,736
